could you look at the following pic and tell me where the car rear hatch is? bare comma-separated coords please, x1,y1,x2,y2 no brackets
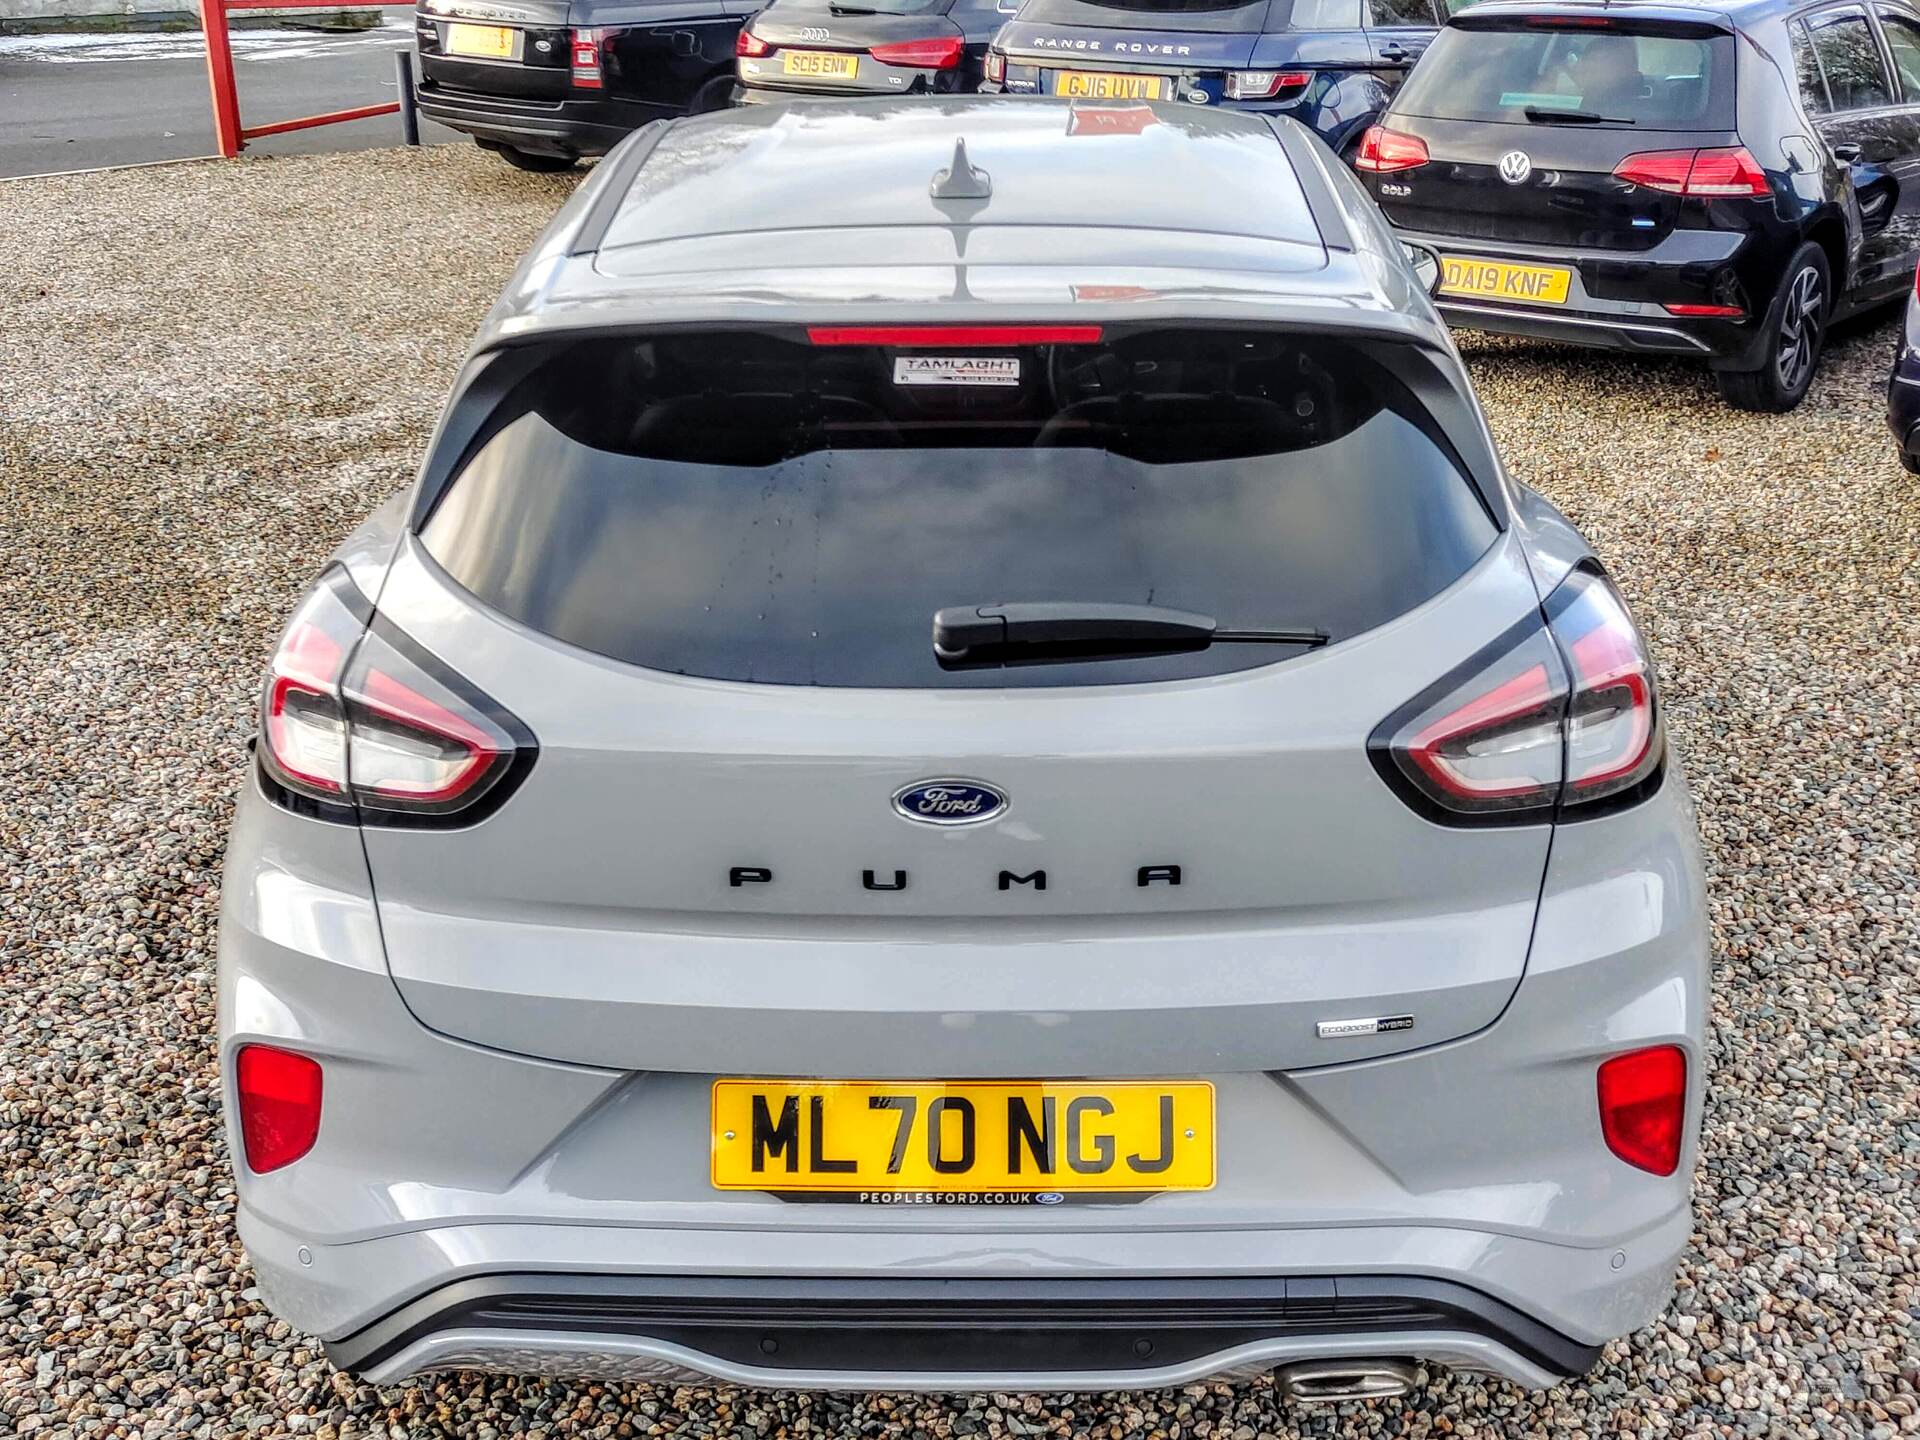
355,324,1553,1080
742,0,970,93
416,0,573,99
997,0,1269,85
1377,9,1739,250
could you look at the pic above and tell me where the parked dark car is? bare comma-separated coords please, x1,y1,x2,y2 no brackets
1887,262,1920,467
1351,0,1920,411
979,0,1454,157
414,0,750,170
734,0,1012,101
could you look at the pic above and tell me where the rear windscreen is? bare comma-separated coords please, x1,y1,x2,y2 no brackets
419,330,1496,689
1013,0,1271,32
1395,23,1735,129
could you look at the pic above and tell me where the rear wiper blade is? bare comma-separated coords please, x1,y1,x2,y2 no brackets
1522,105,1635,125
932,602,1327,668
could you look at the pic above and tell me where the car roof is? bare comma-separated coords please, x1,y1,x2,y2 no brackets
1445,0,1771,26
476,97,1451,353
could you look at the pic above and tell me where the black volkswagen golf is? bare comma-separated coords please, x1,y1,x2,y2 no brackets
414,0,751,169
1352,0,1920,410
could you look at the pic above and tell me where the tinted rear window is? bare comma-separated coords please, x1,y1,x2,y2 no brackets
1396,22,1735,129
420,330,1495,689
1013,0,1271,32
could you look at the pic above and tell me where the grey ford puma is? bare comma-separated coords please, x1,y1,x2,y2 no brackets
218,97,1708,1399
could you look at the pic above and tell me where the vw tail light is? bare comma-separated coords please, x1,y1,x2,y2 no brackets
1353,125,1430,173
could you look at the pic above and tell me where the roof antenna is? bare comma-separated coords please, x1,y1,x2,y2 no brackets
930,138,992,201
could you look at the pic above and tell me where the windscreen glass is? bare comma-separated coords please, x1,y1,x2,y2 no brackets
1395,23,1735,129
420,330,1496,689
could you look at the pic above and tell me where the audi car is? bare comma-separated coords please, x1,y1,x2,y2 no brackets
219,97,1707,1398
413,0,751,169
1351,0,1920,411
980,0,1455,157
734,0,1012,102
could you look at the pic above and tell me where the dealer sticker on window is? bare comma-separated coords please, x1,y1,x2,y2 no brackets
893,356,1022,387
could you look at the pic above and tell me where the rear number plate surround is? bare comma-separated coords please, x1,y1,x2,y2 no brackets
781,49,860,79
1054,69,1165,100
445,22,521,59
712,1079,1216,1195
1438,256,1573,306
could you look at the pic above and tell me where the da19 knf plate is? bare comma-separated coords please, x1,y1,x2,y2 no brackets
712,1079,1215,1194
1439,256,1572,306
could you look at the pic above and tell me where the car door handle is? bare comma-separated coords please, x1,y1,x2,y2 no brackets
1379,43,1410,59
1832,142,1863,163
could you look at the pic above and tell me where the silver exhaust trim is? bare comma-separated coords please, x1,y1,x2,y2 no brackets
1275,1358,1420,1402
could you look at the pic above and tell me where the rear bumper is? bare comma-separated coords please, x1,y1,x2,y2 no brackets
319,1272,1603,1389
414,79,661,155
1393,226,1776,366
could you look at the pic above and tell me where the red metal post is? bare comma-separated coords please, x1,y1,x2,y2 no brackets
200,0,244,159
242,102,400,141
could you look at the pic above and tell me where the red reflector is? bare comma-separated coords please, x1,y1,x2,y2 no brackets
1526,12,1613,23
1663,303,1744,318
1352,125,1429,174
735,28,770,57
807,325,1104,346
1597,1045,1687,1176
235,1044,323,1173
870,34,963,68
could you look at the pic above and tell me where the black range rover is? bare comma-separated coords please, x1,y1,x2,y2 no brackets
415,0,752,169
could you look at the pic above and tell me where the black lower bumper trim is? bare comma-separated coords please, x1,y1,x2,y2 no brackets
325,1273,1602,1381
1438,300,1729,357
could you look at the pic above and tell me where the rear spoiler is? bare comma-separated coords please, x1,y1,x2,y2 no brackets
1450,8,1735,36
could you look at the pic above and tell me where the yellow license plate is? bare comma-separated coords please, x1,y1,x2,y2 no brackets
712,1079,1215,1194
445,22,517,59
1056,70,1164,100
781,48,860,79
1439,256,1572,306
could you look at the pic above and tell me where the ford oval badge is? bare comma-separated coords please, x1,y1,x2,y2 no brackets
892,778,1008,827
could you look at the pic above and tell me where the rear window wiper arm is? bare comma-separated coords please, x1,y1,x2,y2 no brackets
1522,105,1636,125
932,602,1327,668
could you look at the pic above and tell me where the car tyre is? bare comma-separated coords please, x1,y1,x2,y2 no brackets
1715,242,1830,414
691,74,737,113
480,139,579,173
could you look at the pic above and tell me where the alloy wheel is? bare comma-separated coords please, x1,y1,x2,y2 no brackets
1775,264,1824,394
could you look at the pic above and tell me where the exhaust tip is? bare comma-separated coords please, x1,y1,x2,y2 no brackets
1275,1358,1420,1403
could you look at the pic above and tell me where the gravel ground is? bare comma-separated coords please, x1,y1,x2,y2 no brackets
1,142,1916,1440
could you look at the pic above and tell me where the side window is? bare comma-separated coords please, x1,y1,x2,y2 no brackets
1877,8,1920,96
1804,7,1895,109
1368,0,1437,25
1290,0,1365,29
1792,18,1834,110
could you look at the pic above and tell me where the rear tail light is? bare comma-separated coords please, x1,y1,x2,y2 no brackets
1353,125,1429,173
983,47,1005,85
1369,565,1663,824
736,28,770,58
1224,69,1311,101
257,567,536,825
1597,1045,1687,1175
1613,146,1769,198
235,1044,323,1174
570,26,603,87
870,34,963,69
